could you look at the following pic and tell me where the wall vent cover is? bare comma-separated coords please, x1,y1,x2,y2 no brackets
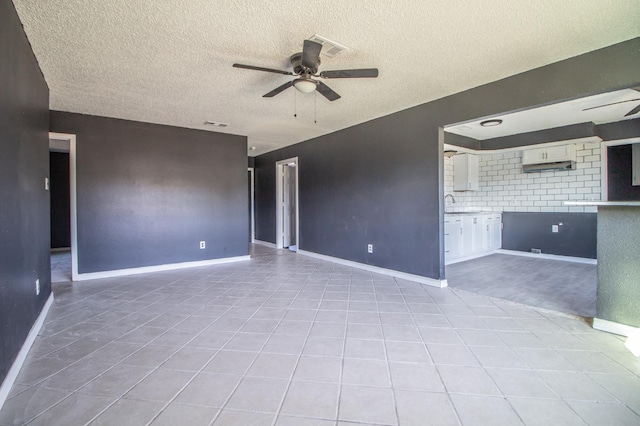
308,34,348,58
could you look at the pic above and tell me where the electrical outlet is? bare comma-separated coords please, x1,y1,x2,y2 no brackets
35,279,40,295
552,225,559,233
199,241,206,249
367,244,373,254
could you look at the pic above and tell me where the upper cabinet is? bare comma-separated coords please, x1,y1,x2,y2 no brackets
522,144,576,165
453,153,479,191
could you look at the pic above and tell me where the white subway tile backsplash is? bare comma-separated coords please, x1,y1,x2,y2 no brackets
444,144,601,213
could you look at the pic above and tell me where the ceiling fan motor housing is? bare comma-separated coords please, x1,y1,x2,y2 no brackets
290,53,320,75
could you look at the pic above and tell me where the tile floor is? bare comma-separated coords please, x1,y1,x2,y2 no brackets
51,250,72,283
446,254,597,317
1,245,639,425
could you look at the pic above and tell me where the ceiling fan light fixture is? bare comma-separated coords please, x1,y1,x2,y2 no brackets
293,78,317,94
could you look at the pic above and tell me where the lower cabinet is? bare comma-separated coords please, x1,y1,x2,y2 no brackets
445,213,502,264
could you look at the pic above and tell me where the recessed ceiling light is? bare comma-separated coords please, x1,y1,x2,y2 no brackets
480,119,503,127
204,120,229,127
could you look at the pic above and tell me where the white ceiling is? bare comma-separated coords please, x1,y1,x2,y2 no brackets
445,88,640,140
12,0,640,156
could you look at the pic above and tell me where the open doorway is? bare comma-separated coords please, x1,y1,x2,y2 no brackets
248,167,255,243
49,132,78,282
276,157,299,251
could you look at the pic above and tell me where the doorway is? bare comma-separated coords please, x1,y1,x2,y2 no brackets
276,157,299,250
49,132,78,281
248,167,255,243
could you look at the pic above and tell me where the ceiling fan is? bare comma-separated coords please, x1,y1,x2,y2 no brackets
582,87,640,117
233,40,378,101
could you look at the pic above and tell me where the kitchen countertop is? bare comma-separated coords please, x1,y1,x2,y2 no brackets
564,201,640,207
445,211,502,215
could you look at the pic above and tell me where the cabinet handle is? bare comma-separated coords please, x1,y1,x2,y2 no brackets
460,228,463,235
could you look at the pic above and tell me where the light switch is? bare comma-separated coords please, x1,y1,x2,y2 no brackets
552,225,559,233
45,177,50,191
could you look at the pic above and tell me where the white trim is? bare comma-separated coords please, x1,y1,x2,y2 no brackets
49,132,78,281
275,157,299,250
445,250,501,265
74,255,250,281
0,293,54,410
497,249,597,265
593,318,640,337
248,167,255,243
600,137,640,201
298,249,447,288
253,240,277,248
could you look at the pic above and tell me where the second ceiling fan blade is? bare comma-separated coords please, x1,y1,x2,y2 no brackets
625,103,640,117
263,81,293,98
233,63,293,76
316,82,341,101
302,40,322,70
320,68,379,79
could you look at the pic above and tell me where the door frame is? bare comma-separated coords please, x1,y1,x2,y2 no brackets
248,167,255,243
600,137,640,201
49,132,78,281
275,157,299,250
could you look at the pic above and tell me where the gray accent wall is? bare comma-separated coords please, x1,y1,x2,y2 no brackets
502,212,597,259
0,0,50,385
50,112,248,274
607,144,640,201
596,206,640,327
255,37,640,280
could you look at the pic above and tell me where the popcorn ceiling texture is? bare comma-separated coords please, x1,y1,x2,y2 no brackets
444,144,601,214
12,0,640,155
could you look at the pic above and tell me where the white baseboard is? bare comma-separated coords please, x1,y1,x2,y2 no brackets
0,292,54,410
593,318,640,337
74,255,250,281
297,250,446,288
253,240,276,248
497,249,597,265
445,250,500,265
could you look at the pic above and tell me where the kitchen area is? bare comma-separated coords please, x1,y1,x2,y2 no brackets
439,88,640,321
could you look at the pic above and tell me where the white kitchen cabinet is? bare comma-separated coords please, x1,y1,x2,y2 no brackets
445,213,502,264
444,216,463,262
453,154,479,191
522,144,576,164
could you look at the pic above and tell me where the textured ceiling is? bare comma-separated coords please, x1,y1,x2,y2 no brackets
13,0,640,156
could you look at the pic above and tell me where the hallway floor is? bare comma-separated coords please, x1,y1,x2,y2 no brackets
1,245,639,425
446,254,597,318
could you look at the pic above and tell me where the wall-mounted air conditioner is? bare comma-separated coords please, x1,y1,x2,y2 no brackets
522,144,577,173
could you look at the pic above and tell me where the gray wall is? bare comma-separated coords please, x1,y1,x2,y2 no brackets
50,112,248,274
255,37,640,281
0,0,50,385
502,212,597,259
50,152,71,248
596,207,640,327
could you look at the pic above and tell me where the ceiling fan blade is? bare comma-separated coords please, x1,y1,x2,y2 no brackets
582,98,640,111
233,63,293,76
624,103,640,117
320,68,379,79
316,81,341,101
263,81,293,98
301,40,322,70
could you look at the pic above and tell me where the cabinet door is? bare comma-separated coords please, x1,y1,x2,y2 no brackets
461,216,474,255
453,154,479,191
484,215,495,250
472,216,485,252
545,145,573,162
444,218,462,260
522,148,546,164
492,214,502,249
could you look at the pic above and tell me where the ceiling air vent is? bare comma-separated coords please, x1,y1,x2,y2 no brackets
308,34,347,58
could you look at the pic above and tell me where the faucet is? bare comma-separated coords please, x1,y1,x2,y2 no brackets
445,194,456,205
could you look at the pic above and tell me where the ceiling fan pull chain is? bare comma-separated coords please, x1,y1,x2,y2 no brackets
314,92,317,124
294,89,297,118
